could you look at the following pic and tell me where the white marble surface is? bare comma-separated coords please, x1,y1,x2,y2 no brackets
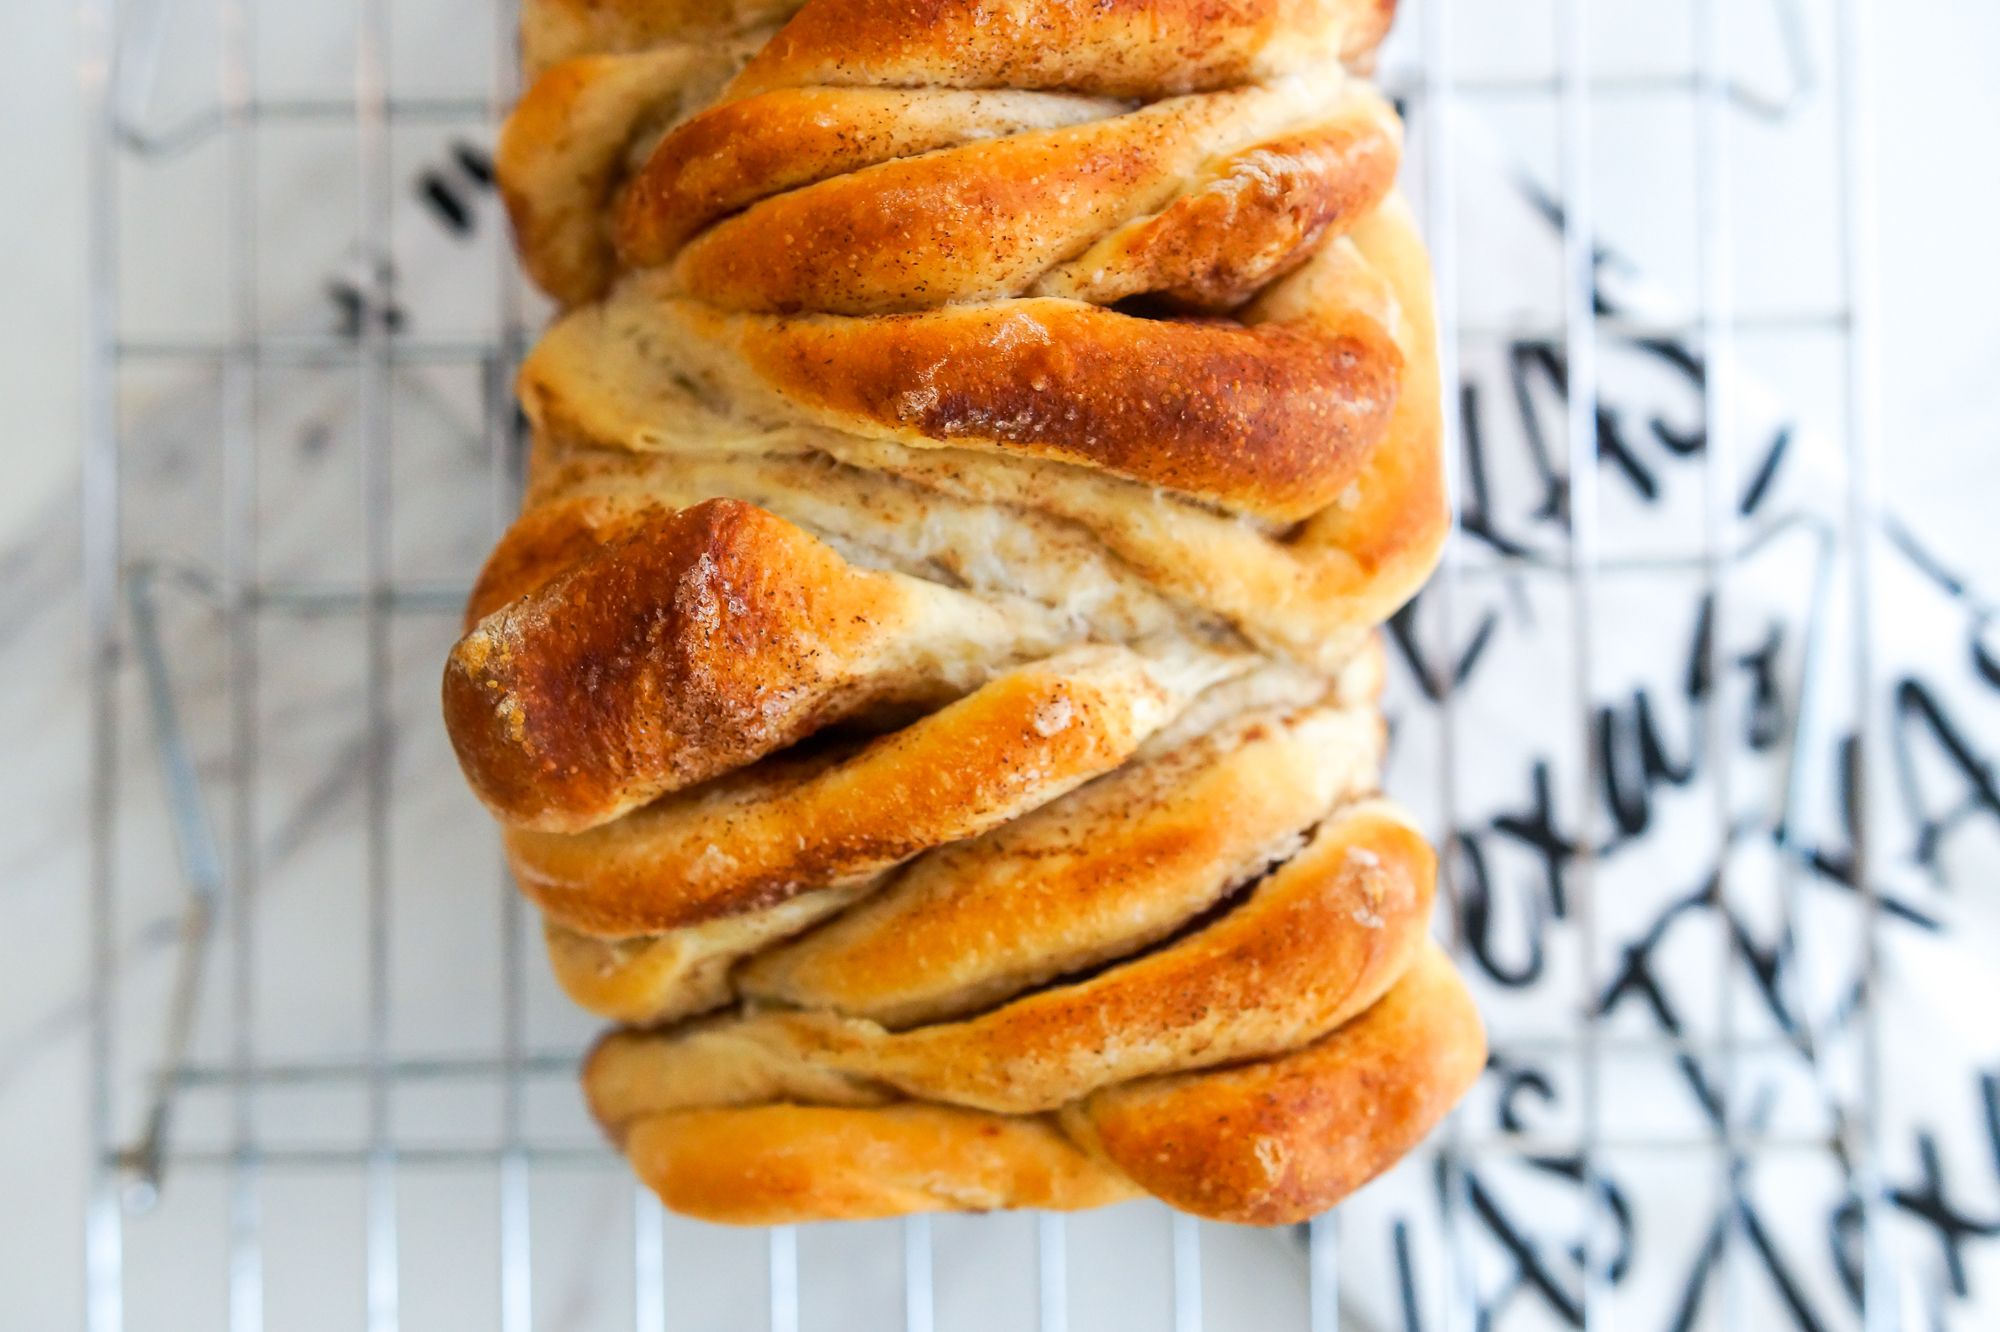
4,1,2000,1329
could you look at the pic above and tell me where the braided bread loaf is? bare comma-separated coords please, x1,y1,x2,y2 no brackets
445,0,1484,1226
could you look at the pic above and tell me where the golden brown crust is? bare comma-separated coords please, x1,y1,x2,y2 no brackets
582,946,1484,1227
505,646,1176,934
616,86,1123,271
506,197,1443,668
668,83,1353,315
463,0,1474,1227
521,0,801,76
726,0,1396,100
736,702,1384,1026
731,801,1434,1112
539,654,1384,1026
543,890,873,1026
584,1018,888,1124
447,498,913,831
720,297,1400,524
464,491,651,625
1293,198,1448,583
496,19,1418,524
1069,941,1485,1224
498,49,724,307
445,497,1077,832
1033,97,1401,310
621,1104,1140,1224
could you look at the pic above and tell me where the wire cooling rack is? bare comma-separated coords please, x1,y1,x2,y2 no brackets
80,0,1898,1328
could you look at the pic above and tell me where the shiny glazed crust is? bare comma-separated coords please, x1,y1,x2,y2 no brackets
445,0,1481,1225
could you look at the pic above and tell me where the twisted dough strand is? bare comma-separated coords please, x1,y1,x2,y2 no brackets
446,0,1480,1225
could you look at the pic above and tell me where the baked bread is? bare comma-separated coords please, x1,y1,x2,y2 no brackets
445,0,1483,1226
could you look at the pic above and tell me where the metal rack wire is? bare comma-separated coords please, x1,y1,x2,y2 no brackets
80,0,1894,1328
